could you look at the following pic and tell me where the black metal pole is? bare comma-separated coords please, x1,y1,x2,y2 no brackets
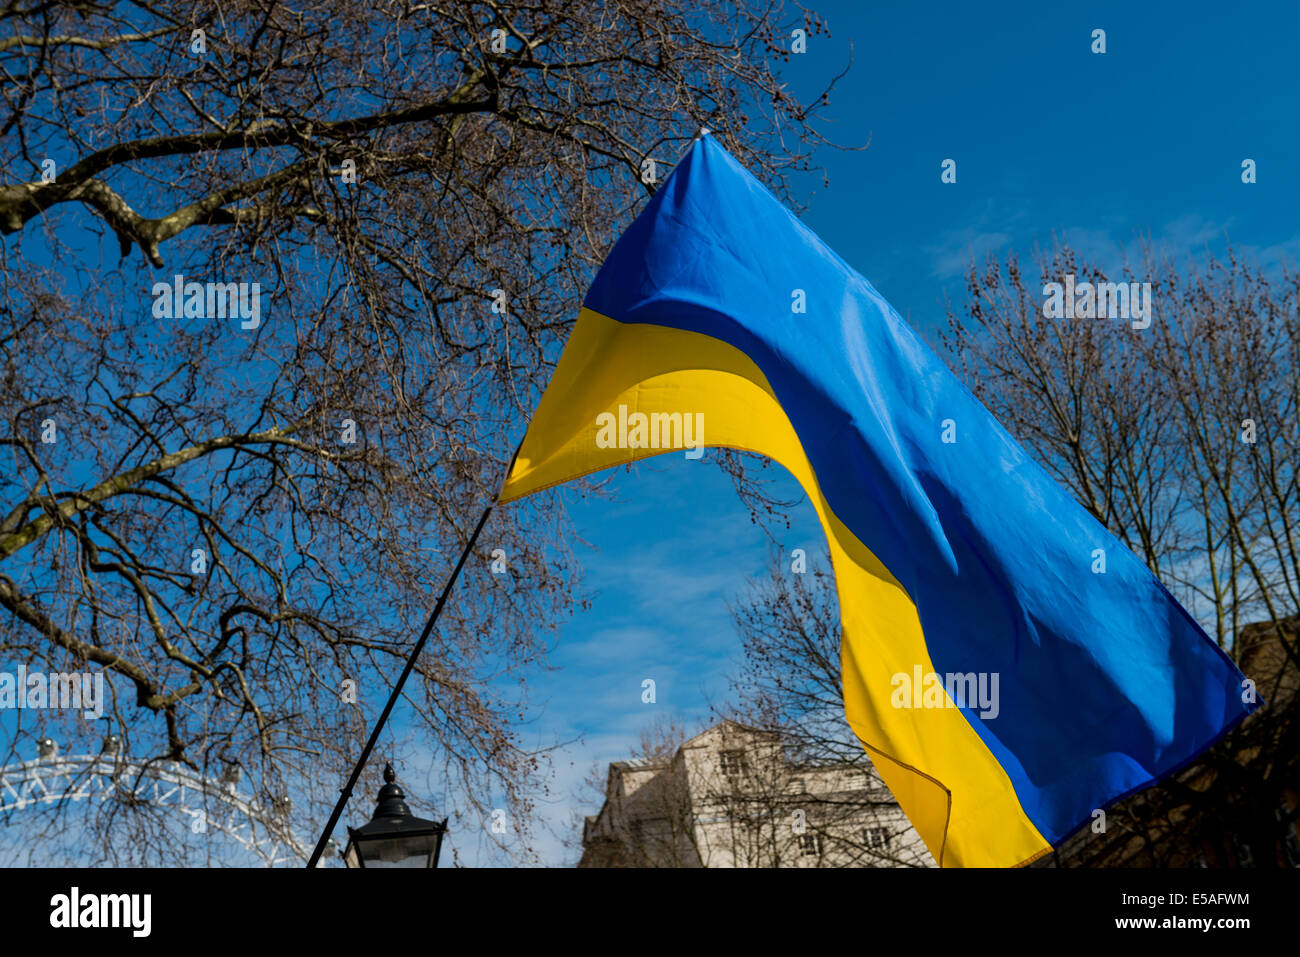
305,500,495,868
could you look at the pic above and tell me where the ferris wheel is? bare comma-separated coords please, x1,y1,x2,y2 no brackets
0,735,326,866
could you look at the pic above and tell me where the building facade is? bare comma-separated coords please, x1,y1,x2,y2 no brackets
580,720,934,868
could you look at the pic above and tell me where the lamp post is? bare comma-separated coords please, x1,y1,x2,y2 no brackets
342,763,447,868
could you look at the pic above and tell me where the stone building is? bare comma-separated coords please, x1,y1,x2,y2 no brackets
579,720,933,867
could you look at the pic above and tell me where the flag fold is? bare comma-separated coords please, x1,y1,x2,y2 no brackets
502,134,1257,867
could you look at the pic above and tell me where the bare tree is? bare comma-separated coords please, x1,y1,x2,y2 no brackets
571,714,701,867
0,0,844,864
943,241,1298,655
721,557,932,866
943,239,1299,866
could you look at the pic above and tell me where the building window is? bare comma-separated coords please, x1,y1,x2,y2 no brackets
798,833,822,857
865,827,892,849
720,749,748,777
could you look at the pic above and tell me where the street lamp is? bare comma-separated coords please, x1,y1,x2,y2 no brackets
342,763,447,868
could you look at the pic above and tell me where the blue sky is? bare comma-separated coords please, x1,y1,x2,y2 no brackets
3,1,1296,867
485,0,1300,866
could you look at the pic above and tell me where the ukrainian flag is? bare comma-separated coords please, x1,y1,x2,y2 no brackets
501,133,1258,867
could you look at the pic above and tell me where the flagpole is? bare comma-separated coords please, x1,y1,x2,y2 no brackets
305,446,518,868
